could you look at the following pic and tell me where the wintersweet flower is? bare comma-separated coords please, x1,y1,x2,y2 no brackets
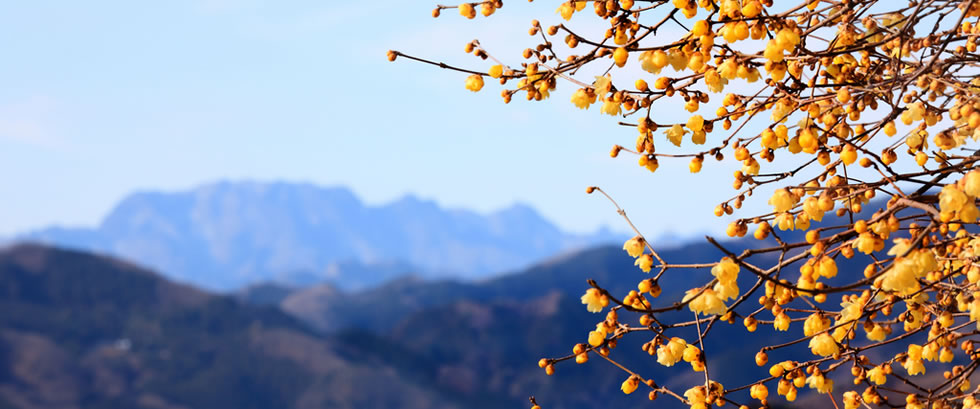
960,202,980,223
581,288,604,313
600,98,621,116
487,64,503,78
710,258,739,283
774,312,790,331
803,313,830,336
940,347,954,362
687,115,705,132
613,47,628,67
922,343,939,362
622,236,646,257
965,170,980,196
852,232,878,254
808,333,839,356
656,337,687,367
464,74,484,92
866,325,888,341
769,188,797,213
634,254,654,272
588,330,605,347
570,89,595,109
683,288,727,316
713,280,739,301
806,373,833,394
683,386,707,408
802,196,825,221
749,384,768,401
843,391,861,409
867,366,886,384
940,184,968,214
682,344,700,363
815,257,838,278
620,375,640,394
904,344,926,375
665,124,686,146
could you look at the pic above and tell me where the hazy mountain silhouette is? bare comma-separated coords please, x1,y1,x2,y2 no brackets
22,181,623,291
0,244,461,409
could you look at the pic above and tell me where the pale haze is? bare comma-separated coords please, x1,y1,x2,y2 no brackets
0,1,762,239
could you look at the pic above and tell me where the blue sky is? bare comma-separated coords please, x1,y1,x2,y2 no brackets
0,1,766,239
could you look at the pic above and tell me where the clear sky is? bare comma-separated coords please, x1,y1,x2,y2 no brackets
0,1,768,240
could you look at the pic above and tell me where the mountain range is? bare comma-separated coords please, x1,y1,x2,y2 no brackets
2,198,955,409
0,241,761,409
20,181,624,291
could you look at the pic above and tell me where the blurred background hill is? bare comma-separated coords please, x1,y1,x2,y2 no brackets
19,181,624,291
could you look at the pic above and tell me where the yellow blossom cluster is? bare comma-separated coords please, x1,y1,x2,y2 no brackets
394,0,980,408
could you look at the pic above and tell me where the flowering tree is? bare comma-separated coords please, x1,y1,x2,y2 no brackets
390,1,980,408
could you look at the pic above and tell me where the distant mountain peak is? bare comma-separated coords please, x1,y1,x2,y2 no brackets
20,180,625,291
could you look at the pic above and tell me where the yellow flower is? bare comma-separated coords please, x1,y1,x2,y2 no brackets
841,144,857,165
691,19,710,36
866,324,888,341
904,358,925,375
581,288,604,313
656,337,687,366
880,257,920,294
704,68,726,93
683,386,707,407
488,64,503,79
718,58,738,79
803,313,830,336
593,75,612,95
570,88,595,109
808,333,839,356
556,1,574,20
613,47,628,67
638,50,664,74
774,312,790,331
883,121,897,136
710,258,739,283
622,236,646,258
964,170,980,197
922,343,938,362
768,188,797,213
852,232,878,255
867,366,886,384
464,74,484,92
459,3,476,19
775,28,800,50
634,254,654,272
588,330,605,347
764,39,784,62
960,202,980,223
684,288,727,315
843,391,861,409
713,280,739,301
806,373,833,394
600,98,621,116
775,212,794,231
682,344,700,362
940,347,954,363
620,375,640,394
665,124,686,146
687,115,705,132
750,384,768,401
815,257,837,278
689,156,703,173
905,344,925,375
939,184,968,214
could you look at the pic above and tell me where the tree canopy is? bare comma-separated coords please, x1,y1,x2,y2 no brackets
391,1,980,408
